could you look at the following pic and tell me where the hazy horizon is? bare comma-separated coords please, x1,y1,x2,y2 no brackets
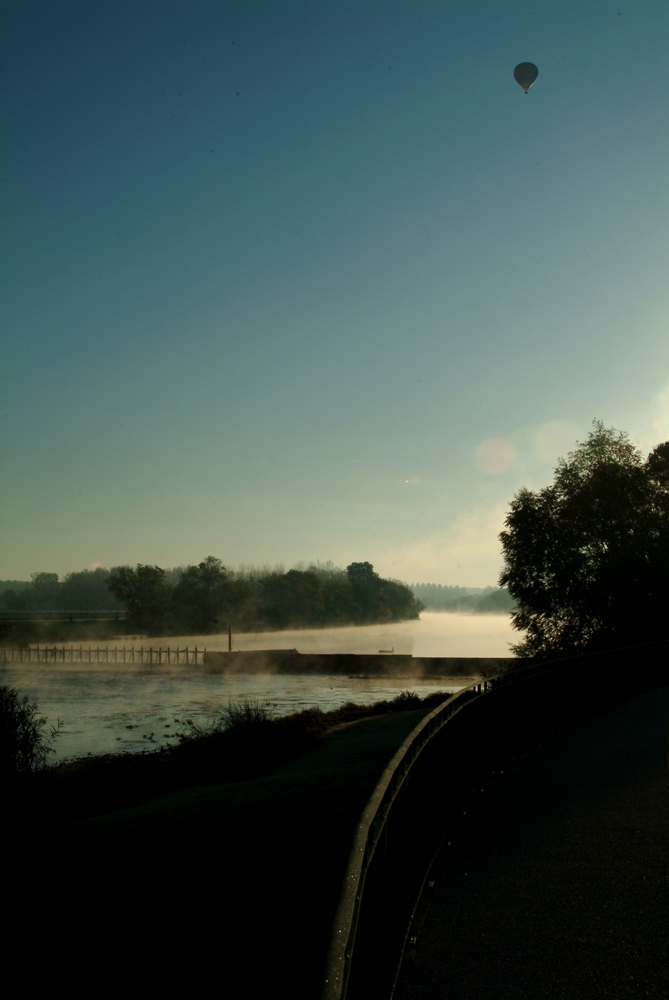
2,2,668,584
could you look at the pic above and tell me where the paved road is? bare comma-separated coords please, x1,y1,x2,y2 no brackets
401,685,669,1000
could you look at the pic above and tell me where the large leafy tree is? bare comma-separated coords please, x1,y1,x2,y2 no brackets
26,572,60,609
59,568,122,610
173,556,253,633
500,422,669,658
107,564,173,633
258,569,324,628
346,561,423,624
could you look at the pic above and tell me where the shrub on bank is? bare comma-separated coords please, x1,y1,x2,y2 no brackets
0,685,55,776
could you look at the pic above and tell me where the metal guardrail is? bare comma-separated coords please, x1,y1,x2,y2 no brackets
322,642,669,1000
0,645,206,665
322,680,492,1000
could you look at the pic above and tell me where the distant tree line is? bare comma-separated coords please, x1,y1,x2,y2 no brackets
411,583,515,614
1,560,424,635
0,569,123,612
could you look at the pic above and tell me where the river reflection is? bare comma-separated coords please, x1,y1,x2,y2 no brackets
1,613,514,761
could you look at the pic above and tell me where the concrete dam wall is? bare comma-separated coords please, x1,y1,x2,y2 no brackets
202,649,513,677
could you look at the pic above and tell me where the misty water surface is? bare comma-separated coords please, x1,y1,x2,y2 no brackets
160,611,515,657
2,613,514,760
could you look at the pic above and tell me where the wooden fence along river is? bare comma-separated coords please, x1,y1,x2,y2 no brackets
0,646,206,665
0,646,512,674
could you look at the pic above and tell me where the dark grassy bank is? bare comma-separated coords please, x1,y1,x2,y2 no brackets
14,690,447,824
9,691,449,997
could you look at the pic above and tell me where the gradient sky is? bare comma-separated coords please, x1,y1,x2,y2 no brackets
2,0,668,585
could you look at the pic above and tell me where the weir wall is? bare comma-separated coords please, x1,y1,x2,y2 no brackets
202,650,513,677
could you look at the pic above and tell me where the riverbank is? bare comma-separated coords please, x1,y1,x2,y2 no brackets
10,693,446,997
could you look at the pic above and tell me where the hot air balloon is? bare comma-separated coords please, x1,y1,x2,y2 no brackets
514,62,538,93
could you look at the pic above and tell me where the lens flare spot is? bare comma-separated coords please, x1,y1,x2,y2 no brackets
475,438,516,475
533,420,580,464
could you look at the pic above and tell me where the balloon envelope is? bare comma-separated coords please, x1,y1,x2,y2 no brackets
514,62,538,93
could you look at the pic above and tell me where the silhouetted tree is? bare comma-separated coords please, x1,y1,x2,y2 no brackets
500,422,669,658
378,578,425,621
172,556,253,633
322,577,356,625
59,568,122,610
346,562,422,623
0,589,28,611
26,572,59,609
258,569,324,628
107,564,173,633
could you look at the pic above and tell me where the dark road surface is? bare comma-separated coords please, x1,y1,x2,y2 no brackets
401,685,669,1000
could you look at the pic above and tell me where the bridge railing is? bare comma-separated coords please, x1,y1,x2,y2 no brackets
0,645,206,665
0,610,127,621
323,641,669,1000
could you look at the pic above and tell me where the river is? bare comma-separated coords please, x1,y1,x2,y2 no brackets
1,612,515,761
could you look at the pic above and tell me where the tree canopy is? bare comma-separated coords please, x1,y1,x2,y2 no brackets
105,558,423,635
500,422,669,658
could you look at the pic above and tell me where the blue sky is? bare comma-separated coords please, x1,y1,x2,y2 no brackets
2,0,668,584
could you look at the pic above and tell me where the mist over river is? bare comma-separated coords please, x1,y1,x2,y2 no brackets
1,613,514,761
161,611,515,657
